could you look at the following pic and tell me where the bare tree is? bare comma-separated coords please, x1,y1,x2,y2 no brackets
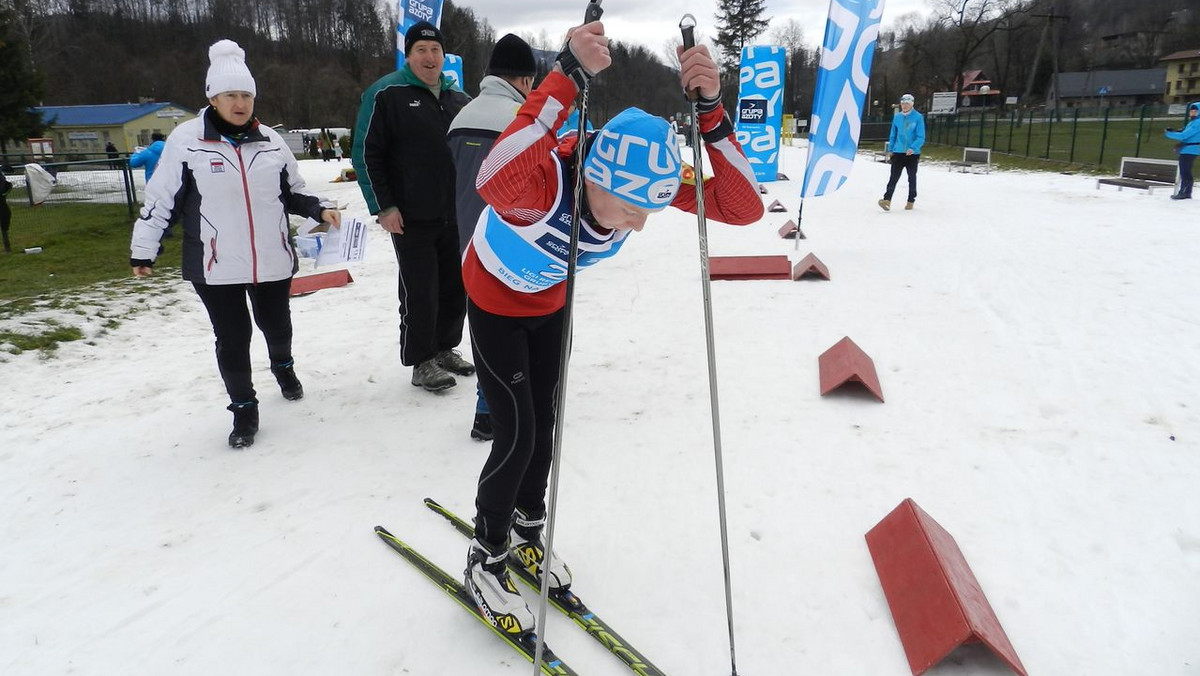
931,0,1031,91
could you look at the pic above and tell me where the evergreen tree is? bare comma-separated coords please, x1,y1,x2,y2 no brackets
0,8,45,153
713,0,770,73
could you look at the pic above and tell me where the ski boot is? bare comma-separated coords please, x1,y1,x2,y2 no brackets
465,537,535,635
509,508,573,592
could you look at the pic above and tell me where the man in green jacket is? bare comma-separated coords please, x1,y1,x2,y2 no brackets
352,21,475,392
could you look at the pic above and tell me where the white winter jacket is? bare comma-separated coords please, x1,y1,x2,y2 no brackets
130,109,328,285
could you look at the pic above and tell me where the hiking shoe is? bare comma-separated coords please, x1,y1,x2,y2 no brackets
272,362,304,401
878,199,891,211
227,401,259,448
411,359,456,392
509,508,572,592
465,538,534,635
905,201,914,210
471,413,493,441
437,349,475,376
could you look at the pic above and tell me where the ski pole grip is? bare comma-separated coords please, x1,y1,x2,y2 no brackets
583,0,603,23
679,14,700,101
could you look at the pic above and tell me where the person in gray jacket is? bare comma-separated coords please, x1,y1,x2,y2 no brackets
130,40,340,449
447,33,537,441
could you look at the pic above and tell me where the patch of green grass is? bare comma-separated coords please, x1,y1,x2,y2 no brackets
0,202,182,301
927,113,1185,173
916,144,1105,174
0,323,85,353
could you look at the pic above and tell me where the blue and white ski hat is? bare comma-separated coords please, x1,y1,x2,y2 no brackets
583,108,682,211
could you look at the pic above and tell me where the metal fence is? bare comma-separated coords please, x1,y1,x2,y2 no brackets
2,153,138,250
911,105,1187,172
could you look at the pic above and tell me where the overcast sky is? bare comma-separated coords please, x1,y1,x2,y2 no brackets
450,0,931,62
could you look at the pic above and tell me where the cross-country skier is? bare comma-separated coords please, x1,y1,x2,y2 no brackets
461,18,765,635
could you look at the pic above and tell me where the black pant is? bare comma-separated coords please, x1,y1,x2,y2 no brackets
390,222,466,366
1178,155,1196,198
884,153,920,203
193,279,293,404
0,199,10,253
468,300,565,548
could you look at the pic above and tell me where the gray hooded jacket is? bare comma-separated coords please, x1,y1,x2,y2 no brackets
447,75,527,255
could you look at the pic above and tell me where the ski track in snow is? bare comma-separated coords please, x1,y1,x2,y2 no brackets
2,146,1199,675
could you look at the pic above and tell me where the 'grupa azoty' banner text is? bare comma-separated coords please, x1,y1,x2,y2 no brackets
801,0,885,198
735,46,786,183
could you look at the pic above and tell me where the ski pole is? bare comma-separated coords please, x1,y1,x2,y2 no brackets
534,1,604,673
680,14,740,676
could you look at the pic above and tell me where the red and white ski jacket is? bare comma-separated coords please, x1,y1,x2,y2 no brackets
130,109,328,285
464,70,764,317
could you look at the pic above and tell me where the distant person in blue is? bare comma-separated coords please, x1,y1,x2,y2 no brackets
879,93,925,211
1164,102,1200,200
129,132,166,182
555,105,593,138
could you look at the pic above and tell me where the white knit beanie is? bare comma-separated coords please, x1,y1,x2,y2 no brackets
205,40,257,98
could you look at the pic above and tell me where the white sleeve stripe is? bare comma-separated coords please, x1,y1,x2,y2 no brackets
475,97,564,188
709,137,758,187
477,124,547,187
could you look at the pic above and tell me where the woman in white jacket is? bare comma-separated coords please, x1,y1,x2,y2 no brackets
130,40,340,448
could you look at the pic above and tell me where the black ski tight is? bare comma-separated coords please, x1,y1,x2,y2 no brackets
193,279,293,404
468,299,564,548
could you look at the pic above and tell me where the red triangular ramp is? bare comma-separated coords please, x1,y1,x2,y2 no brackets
778,220,798,239
708,255,790,280
290,269,354,296
758,184,769,194
767,199,787,213
791,253,829,280
818,336,883,402
866,499,1028,676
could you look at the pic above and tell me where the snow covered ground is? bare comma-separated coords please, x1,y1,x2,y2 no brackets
2,144,1198,675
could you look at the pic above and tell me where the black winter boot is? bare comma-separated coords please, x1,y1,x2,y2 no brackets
470,413,493,441
227,401,259,448
272,361,304,400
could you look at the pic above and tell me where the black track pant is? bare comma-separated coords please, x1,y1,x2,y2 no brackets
390,222,466,366
468,299,565,548
884,153,920,203
0,199,10,253
1178,155,1196,198
193,278,293,404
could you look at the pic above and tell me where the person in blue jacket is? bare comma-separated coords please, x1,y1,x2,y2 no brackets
879,93,925,211
129,132,166,182
1164,102,1200,200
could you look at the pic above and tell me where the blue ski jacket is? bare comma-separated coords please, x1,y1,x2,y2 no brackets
887,109,925,155
1165,102,1200,157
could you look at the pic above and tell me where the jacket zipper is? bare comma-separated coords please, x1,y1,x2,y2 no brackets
234,145,258,284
